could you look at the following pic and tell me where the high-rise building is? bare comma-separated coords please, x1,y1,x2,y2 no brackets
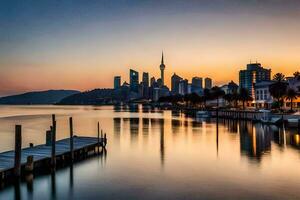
130,69,139,93
192,77,203,89
114,76,121,89
157,78,163,88
150,77,156,86
239,62,271,98
191,77,203,94
171,73,182,94
142,72,149,99
160,52,166,86
179,79,188,95
142,72,149,87
204,78,212,89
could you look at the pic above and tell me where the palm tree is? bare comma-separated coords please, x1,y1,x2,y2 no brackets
223,93,233,107
211,86,225,108
285,88,298,111
238,88,253,109
269,73,288,110
294,71,300,80
273,73,285,82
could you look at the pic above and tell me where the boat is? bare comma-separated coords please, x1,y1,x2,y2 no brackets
286,112,300,127
196,111,211,118
259,109,282,125
287,118,300,128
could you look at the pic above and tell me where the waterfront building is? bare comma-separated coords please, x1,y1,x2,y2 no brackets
191,77,203,95
130,69,139,93
204,78,212,89
221,81,239,94
239,62,271,99
179,79,188,95
171,73,182,94
160,52,166,86
254,81,274,108
114,76,121,89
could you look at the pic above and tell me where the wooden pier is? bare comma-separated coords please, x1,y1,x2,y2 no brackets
0,115,108,184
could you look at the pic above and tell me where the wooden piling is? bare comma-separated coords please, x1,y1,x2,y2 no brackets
46,130,52,146
97,122,100,153
14,125,22,177
25,155,34,172
69,117,74,161
51,114,56,168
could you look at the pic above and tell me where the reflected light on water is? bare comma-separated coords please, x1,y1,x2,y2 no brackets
0,105,300,199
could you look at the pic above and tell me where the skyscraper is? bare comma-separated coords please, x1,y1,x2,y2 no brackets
239,62,271,98
142,72,149,87
130,69,139,93
179,79,188,95
142,72,149,99
114,76,121,89
150,77,156,86
204,78,212,89
160,52,166,86
171,73,182,94
191,77,203,94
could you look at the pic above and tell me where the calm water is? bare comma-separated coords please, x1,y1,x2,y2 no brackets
0,105,300,200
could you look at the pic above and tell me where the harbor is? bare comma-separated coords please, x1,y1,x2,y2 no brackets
0,114,107,187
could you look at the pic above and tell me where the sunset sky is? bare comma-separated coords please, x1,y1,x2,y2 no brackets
1,0,300,96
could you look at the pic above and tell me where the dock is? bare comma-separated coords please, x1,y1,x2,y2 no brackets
0,115,108,184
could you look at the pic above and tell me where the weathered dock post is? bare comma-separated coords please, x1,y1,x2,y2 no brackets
69,117,74,161
46,130,52,146
51,114,56,169
25,155,34,172
97,122,100,153
104,133,107,147
14,125,22,177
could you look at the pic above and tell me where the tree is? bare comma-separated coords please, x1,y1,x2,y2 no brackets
294,71,300,80
269,74,288,110
223,93,233,107
238,88,253,109
211,86,225,108
273,73,285,82
285,88,298,111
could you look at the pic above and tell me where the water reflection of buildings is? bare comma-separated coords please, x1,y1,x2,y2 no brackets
114,117,121,135
151,118,165,167
130,118,139,143
239,121,271,161
222,119,238,133
142,118,150,136
160,119,165,167
171,119,181,134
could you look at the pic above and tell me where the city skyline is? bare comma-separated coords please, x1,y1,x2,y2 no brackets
1,0,300,96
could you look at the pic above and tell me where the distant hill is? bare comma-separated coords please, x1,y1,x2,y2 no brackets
58,88,131,105
58,89,115,105
0,90,80,105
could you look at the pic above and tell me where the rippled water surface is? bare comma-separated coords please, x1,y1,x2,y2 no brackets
0,105,300,200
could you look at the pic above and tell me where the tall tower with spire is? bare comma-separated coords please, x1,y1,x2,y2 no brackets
160,52,166,86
